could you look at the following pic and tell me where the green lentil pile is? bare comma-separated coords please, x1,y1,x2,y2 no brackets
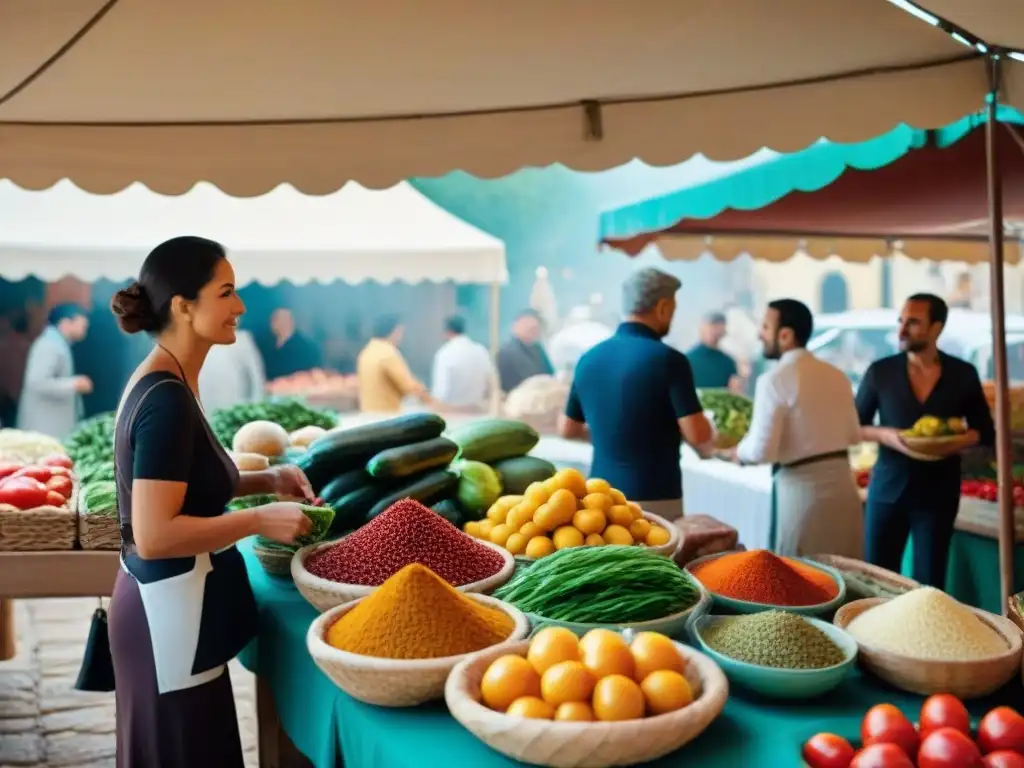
701,610,845,670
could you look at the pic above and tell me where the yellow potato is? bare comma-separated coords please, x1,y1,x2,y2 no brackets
486,504,509,524
553,468,588,498
645,526,672,547
547,489,578,527
525,482,550,505
525,536,556,559
582,493,614,512
533,503,558,532
498,494,524,507
572,509,607,536
464,521,481,538
542,477,561,495
607,505,635,527
519,521,541,539
477,520,495,539
628,519,652,542
490,523,515,547
552,525,585,550
603,525,633,546
505,532,529,555
585,533,606,547
585,478,612,495
609,488,627,505
506,505,535,531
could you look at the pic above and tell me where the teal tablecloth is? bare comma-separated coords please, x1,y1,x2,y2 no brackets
901,531,1024,615
238,539,1024,768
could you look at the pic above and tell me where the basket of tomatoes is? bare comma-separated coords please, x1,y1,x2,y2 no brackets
0,455,79,551
803,694,1024,767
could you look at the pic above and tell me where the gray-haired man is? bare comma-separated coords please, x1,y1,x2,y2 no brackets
557,268,714,521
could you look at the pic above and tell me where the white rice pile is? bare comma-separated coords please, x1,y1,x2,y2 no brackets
847,587,1008,661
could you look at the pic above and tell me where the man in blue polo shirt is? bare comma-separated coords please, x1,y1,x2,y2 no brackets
558,268,714,521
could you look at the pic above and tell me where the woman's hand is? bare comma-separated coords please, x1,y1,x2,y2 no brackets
252,502,313,545
269,464,315,502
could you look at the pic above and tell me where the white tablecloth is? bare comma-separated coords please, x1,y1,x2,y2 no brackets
531,437,773,550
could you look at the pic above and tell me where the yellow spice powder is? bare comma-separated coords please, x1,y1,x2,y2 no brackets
847,587,1007,661
325,563,515,659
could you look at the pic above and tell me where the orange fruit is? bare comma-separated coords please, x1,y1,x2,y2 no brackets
476,520,495,540
552,525,585,550
585,478,612,495
489,523,515,547
572,508,606,535
541,661,596,706
584,533,606,547
486,503,509,524
629,504,644,521
480,655,541,712
554,701,595,722
592,674,645,721
506,696,555,719
527,627,580,675
628,519,651,542
640,670,693,715
542,477,561,495
602,524,633,546
582,493,613,512
532,503,557,532
630,632,685,682
504,532,529,556
463,521,481,538
525,536,556,559
645,526,672,547
505,505,535,531
498,494,524,506
554,468,588,498
579,629,635,680
607,505,634,527
519,521,541,539
524,482,550,505
608,488,627,505
547,489,578,524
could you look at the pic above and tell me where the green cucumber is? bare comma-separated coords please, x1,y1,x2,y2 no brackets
297,413,446,492
365,470,458,522
366,437,459,479
447,419,539,464
492,455,557,494
319,469,372,508
430,498,466,528
329,482,397,535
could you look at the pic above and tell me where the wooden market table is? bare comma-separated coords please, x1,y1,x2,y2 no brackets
0,549,119,660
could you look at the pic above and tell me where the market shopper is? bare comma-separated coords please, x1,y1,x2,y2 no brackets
857,293,994,588
108,236,314,768
265,306,322,380
497,308,554,392
686,311,742,392
431,315,495,410
357,314,436,413
16,303,92,439
558,268,713,521
720,299,864,558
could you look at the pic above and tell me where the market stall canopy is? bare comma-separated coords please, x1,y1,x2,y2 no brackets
0,0,1014,195
0,179,507,286
598,110,1024,265
914,1,1024,56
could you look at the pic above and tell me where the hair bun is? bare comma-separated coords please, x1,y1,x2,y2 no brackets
110,282,157,334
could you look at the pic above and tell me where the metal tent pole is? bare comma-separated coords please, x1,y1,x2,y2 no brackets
984,54,1015,614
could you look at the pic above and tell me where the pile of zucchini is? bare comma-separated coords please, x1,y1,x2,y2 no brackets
299,414,559,536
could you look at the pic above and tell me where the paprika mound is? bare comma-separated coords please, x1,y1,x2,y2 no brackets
305,498,505,587
690,550,837,606
325,563,515,659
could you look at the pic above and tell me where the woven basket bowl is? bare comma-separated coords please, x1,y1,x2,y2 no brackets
807,554,920,601
445,639,729,768
0,477,79,551
307,594,528,707
292,536,515,612
252,541,296,578
834,597,1023,699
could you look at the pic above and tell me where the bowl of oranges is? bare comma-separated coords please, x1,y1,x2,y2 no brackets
445,627,728,768
464,469,680,562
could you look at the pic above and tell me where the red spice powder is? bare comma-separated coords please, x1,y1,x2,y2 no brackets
305,498,505,587
690,550,837,606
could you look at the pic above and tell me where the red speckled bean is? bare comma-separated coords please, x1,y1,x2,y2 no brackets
305,498,504,587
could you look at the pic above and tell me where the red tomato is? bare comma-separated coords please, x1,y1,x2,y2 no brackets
45,490,66,507
0,462,23,480
979,707,1024,755
921,694,972,737
918,727,984,768
803,733,856,768
10,466,52,483
45,476,73,499
862,704,920,757
1,476,47,491
985,752,1024,768
45,466,72,478
850,743,915,768
0,479,51,510
40,454,73,470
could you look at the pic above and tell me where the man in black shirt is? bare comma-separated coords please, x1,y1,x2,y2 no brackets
856,293,995,587
686,312,741,392
265,308,322,380
497,309,554,393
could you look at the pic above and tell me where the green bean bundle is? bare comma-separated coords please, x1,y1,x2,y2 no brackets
494,546,701,623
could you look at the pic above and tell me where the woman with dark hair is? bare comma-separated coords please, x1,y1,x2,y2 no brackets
108,236,313,767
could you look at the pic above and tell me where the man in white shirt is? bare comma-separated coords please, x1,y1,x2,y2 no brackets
431,316,495,411
722,299,864,558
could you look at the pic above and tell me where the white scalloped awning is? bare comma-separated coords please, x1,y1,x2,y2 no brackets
0,179,507,286
0,0,1013,195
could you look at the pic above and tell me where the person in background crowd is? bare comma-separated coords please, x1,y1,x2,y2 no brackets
431,315,494,410
857,293,995,588
0,310,30,427
947,272,973,309
107,236,312,767
17,303,92,439
548,305,614,376
497,308,554,393
265,307,321,380
558,269,713,522
198,324,266,413
720,299,864,558
687,311,743,393
357,314,435,413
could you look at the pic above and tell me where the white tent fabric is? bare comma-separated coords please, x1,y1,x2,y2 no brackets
0,179,507,286
0,0,1011,195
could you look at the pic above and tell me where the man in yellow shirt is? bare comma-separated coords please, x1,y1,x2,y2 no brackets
356,315,436,413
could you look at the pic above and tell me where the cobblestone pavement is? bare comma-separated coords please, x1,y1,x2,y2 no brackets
0,598,258,768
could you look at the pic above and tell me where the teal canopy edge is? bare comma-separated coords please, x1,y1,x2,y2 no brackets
598,106,1024,244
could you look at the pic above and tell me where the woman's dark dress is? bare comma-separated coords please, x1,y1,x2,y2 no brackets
109,371,258,767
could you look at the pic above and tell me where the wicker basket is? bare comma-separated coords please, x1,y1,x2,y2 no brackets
0,479,78,551
834,597,1023,699
808,554,920,602
307,594,529,707
445,638,729,768
76,489,121,551
252,540,296,578
292,536,516,612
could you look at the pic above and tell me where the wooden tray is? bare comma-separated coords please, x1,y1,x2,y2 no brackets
808,554,919,601
0,479,78,552
899,433,975,459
